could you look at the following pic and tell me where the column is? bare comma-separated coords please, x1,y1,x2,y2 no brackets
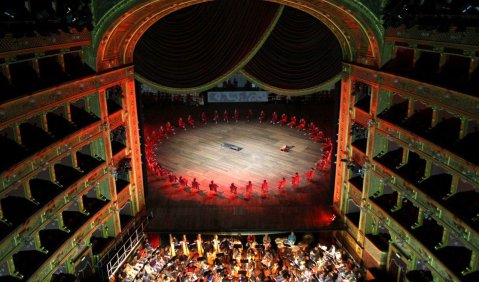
1,64,11,84
391,192,403,212
64,103,72,122
58,53,66,72
40,112,49,132
437,48,446,72
13,123,22,145
411,208,424,229
459,116,468,139
58,214,70,232
406,98,415,119
124,77,145,213
412,46,420,68
334,74,353,211
431,107,439,128
434,228,449,250
31,58,40,78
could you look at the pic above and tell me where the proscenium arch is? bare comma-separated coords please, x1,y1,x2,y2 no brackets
91,0,384,80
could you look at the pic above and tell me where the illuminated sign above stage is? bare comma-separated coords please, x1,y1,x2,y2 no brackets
207,91,269,103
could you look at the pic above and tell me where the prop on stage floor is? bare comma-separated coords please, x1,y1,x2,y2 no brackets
280,145,294,152
221,143,243,151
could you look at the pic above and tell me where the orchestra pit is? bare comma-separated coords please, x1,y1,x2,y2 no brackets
1,1,478,282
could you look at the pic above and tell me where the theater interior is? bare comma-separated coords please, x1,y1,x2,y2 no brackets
0,0,478,281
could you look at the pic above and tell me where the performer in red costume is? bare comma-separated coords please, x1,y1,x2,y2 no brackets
209,180,218,192
291,172,300,185
223,110,229,123
213,110,219,124
258,110,266,123
305,167,315,181
271,112,278,124
246,109,253,122
230,182,237,194
165,121,175,135
178,117,186,130
187,115,195,128
297,118,306,131
158,125,168,140
246,181,253,193
277,177,287,190
233,109,240,123
278,113,288,126
191,178,200,190
261,180,268,193
178,176,188,187
288,116,297,128
201,112,208,125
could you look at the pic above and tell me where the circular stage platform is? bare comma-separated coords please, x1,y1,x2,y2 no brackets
145,119,334,232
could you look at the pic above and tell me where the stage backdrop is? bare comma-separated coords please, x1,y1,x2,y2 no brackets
207,91,269,103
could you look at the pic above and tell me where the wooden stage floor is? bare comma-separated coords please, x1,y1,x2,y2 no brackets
145,121,334,232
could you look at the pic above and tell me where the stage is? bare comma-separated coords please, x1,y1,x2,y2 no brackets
144,119,335,232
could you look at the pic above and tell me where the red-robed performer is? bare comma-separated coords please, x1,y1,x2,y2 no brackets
223,110,229,123
233,109,240,123
158,125,168,140
246,109,253,122
277,177,287,190
305,167,315,181
178,176,188,187
297,118,306,131
201,112,208,125
191,178,200,190
178,117,186,130
291,172,300,185
246,181,253,193
209,180,218,192
258,110,266,123
187,114,195,128
278,113,288,126
230,182,237,194
165,121,175,135
261,180,268,193
271,111,278,124
213,110,219,124
288,116,297,128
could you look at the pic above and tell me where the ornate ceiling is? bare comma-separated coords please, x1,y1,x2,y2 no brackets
133,0,342,94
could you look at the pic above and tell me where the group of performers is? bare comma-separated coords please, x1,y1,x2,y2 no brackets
144,109,333,197
117,233,362,282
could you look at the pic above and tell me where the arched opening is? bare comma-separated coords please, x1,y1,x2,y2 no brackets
88,0,383,231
